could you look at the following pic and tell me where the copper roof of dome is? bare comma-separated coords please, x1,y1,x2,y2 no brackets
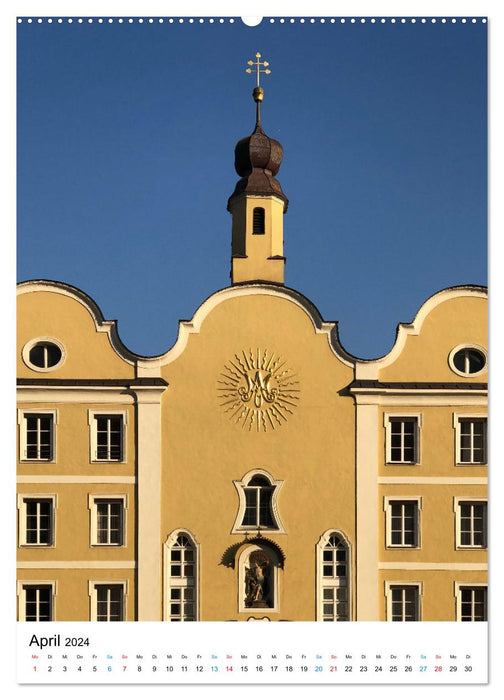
228,57,288,211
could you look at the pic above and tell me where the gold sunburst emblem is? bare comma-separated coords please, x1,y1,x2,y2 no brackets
218,349,300,432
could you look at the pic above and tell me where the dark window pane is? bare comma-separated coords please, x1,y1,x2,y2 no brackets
252,207,265,234
29,342,62,368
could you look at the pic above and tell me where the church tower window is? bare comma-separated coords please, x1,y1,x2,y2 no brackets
252,207,265,234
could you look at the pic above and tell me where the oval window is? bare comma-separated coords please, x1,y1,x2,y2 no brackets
449,346,486,376
23,338,66,372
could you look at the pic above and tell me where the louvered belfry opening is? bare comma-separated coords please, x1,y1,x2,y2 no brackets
252,207,265,234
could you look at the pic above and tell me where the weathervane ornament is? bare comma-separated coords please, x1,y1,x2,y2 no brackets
246,52,271,88
245,52,271,124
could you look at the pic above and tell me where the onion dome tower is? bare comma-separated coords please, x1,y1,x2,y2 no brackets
228,53,289,285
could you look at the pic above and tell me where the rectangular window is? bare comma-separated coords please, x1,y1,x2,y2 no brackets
89,496,126,546
457,418,487,465
19,497,54,546
457,585,487,621
94,584,124,621
19,412,55,461
385,415,420,464
93,415,124,461
243,485,275,528
96,500,123,545
385,498,421,548
456,501,487,548
23,585,53,621
388,585,420,621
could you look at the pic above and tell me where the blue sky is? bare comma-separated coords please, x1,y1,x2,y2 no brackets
17,15,487,359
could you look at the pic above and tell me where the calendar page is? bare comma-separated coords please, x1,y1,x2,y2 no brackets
11,0,494,693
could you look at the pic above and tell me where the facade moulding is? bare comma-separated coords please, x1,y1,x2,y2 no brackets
17,561,137,569
378,477,487,485
354,285,488,379
379,562,488,571
17,476,137,484
17,280,138,366
351,393,487,407
136,284,356,372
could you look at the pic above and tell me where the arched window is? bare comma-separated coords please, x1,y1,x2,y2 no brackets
232,470,285,533
252,207,265,234
238,543,280,614
163,530,199,621
316,531,351,621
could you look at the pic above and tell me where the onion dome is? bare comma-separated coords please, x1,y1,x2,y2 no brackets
228,86,289,211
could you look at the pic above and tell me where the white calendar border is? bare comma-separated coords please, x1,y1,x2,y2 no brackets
4,0,502,696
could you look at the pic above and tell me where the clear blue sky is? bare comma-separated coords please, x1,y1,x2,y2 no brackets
17,16,487,359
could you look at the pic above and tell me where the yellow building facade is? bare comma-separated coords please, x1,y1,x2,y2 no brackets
16,87,487,623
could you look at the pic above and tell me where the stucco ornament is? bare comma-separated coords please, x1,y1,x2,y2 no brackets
218,348,300,431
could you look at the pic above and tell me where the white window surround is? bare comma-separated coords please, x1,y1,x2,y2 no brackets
231,468,285,534
22,336,66,373
88,410,128,463
453,413,487,466
88,494,127,547
17,580,57,621
238,542,280,614
18,493,57,547
384,413,422,465
448,344,487,378
18,409,58,463
453,498,487,550
88,580,128,621
316,530,352,622
385,581,423,621
384,497,422,549
454,582,487,621
163,529,200,621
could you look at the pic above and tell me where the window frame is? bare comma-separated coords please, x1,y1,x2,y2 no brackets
18,494,57,547
88,494,127,547
232,469,285,534
453,413,487,466
88,580,128,621
454,583,487,622
88,410,127,463
384,497,422,549
22,336,66,373
163,529,200,621
316,530,352,621
454,498,487,550
17,580,57,621
448,344,487,378
252,206,266,235
384,413,422,465
385,581,423,621
18,409,57,463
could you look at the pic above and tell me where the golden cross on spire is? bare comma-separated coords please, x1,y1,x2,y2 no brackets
246,52,271,87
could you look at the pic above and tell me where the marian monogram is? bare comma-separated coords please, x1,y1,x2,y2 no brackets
218,349,300,431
